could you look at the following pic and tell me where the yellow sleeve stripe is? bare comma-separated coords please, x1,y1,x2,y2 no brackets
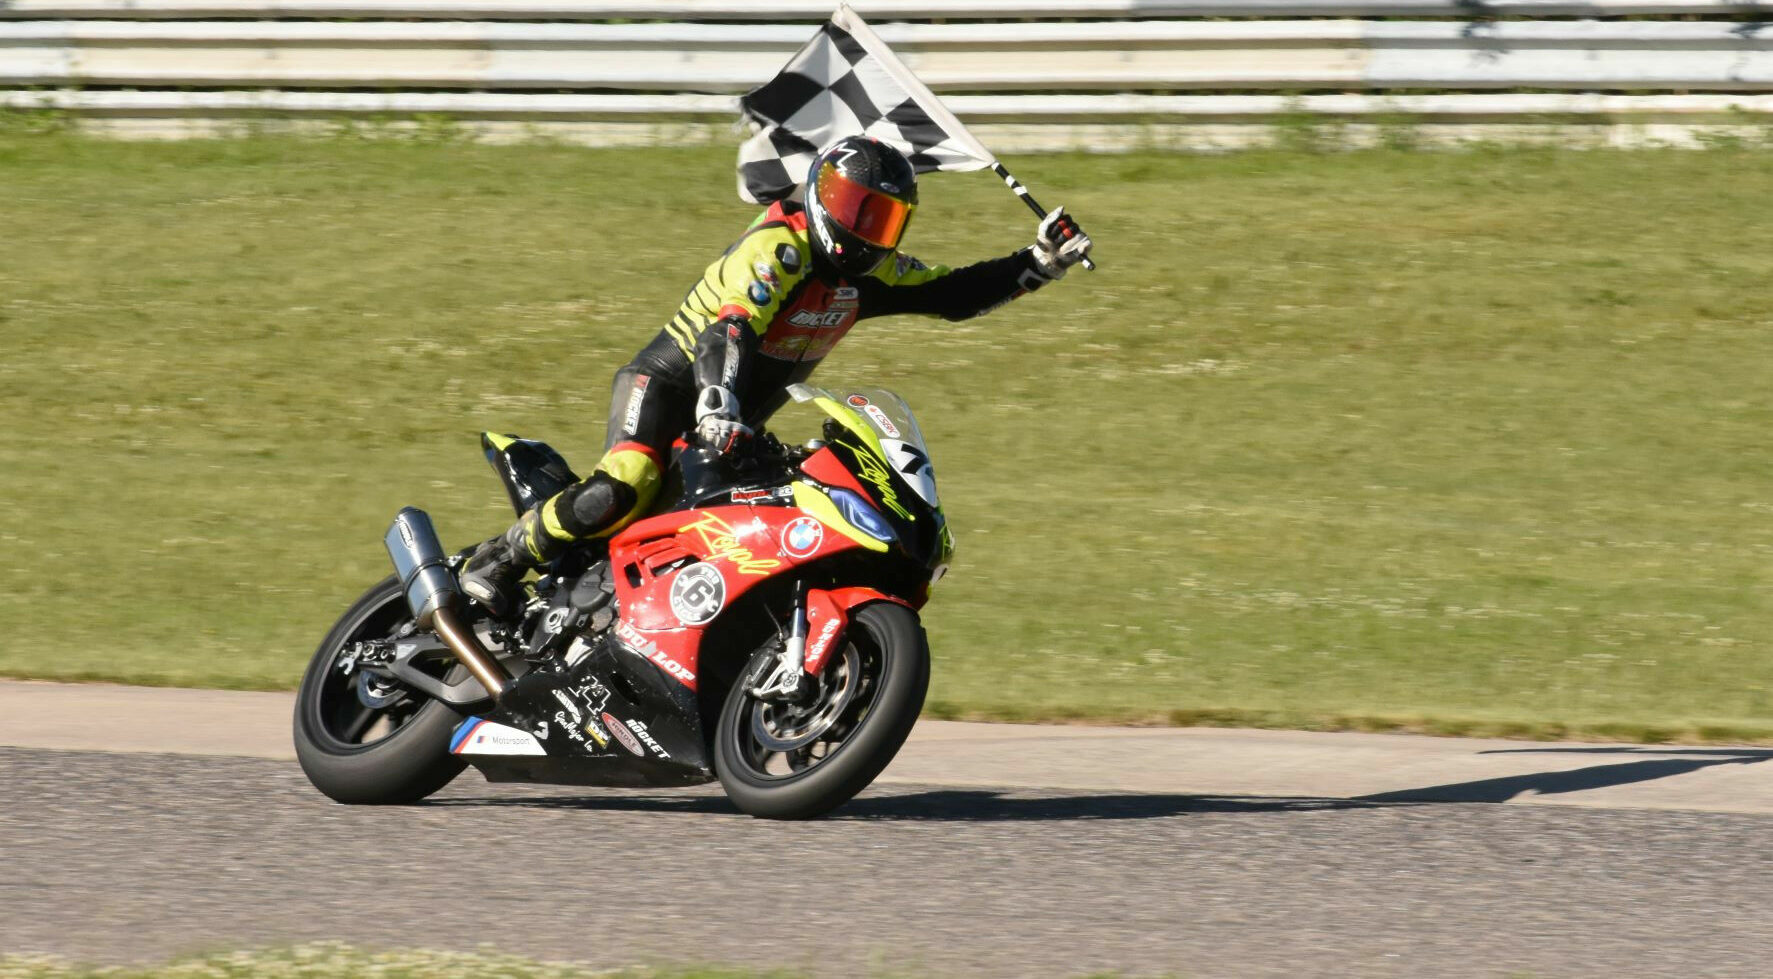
691,279,728,314
666,318,698,354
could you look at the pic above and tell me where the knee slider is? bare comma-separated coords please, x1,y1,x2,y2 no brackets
548,474,637,540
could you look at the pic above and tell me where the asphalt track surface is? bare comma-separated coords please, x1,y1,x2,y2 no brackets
7,685,1773,977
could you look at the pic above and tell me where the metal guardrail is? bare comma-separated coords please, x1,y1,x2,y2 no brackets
8,3,1773,146
9,20,1773,91
5,0,1773,19
9,89,1771,148
13,89,1773,118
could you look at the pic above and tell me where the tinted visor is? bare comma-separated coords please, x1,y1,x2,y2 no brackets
816,163,915,249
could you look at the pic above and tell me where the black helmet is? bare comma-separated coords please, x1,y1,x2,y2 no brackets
805,136,918,278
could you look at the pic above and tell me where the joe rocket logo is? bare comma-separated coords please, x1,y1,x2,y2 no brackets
781,516,824,558
787,309,850,328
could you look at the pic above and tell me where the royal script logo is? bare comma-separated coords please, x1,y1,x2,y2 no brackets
677,512,782,576
847,443,914,520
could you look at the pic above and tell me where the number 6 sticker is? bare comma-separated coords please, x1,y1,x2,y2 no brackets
669,563,726,625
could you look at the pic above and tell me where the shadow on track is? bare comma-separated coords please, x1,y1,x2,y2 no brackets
1479,747,1773,758
838,790,1376,821
1360,747,1772,804
422,788,1380,821
425,746,1773,815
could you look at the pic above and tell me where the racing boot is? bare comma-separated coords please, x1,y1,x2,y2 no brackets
460,473,634,616
457,509,563,618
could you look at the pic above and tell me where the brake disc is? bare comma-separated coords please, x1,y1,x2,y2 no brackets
750,644,861,752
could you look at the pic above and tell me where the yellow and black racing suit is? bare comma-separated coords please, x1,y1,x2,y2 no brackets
534,198,1058,546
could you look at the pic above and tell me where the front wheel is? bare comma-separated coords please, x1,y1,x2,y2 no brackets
714,601,929,819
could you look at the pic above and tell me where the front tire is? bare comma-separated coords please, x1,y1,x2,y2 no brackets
293,576,467,804
714,602,929,819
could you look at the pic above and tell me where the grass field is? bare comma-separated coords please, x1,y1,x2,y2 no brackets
3,130,1772,741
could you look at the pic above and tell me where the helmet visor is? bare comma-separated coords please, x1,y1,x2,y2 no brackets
816,163,915,249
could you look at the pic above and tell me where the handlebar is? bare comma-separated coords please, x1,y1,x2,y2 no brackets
674,429,803,508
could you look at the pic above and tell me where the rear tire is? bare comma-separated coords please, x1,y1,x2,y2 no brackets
293,576,468,804
714,602,929,819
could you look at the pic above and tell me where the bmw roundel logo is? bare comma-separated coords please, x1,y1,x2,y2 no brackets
748,280,772,305
781,516,824,558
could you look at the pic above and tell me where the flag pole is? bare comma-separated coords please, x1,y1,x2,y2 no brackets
990,162,1096,272
829,4,1097,272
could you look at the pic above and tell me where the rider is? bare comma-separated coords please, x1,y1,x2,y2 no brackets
460,136,1094,615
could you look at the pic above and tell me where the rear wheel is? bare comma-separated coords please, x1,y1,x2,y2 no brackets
714,602,929,819
293,576,467,804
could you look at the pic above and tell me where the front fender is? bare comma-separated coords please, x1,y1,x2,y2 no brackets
804,586,916,675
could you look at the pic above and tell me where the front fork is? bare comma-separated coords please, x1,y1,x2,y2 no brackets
747,584,914,702
748,579,814,702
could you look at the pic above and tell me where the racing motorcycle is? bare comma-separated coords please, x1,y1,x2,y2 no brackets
293,384,951,819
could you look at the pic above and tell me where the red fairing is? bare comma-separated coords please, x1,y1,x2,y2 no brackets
606,505,867,690
799,446,872,502
802,590,847,676
803,586,915,676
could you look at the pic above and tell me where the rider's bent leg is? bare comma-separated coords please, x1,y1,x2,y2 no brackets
459,368,681,616
458,448,662,615
539,442,663,543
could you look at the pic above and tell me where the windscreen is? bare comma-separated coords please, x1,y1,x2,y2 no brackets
787,384,939,508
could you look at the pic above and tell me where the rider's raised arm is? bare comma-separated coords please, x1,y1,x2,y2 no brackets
853,249,1058,322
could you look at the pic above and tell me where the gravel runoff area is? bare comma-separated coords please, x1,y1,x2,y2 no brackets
5,746,1773,978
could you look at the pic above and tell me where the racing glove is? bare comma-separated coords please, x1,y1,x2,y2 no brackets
695,384,752,454
1031,206,1093,280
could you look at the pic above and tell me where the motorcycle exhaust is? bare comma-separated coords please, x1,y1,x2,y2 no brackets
384,507,512,700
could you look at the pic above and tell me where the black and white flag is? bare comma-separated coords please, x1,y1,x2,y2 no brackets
736,4,996,205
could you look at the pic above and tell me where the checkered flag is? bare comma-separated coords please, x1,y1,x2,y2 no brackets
736,4,995,205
